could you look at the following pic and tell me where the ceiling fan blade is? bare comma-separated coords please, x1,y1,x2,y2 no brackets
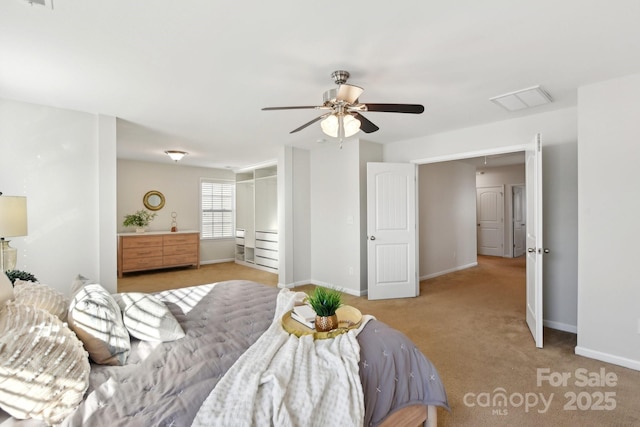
365,103,425,114
289,113,331,134
262,106,320,111
352,113,379,133
336,84,364,104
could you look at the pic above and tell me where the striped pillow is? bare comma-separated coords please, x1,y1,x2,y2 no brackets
0,303,90,425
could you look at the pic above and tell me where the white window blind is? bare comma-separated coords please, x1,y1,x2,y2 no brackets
201,180,234,239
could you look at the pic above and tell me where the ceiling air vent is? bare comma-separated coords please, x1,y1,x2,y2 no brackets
490,86,553,112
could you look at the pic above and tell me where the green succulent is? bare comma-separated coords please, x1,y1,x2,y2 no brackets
305,287,343,317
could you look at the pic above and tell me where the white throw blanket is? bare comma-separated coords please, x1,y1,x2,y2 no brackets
191,289,372,427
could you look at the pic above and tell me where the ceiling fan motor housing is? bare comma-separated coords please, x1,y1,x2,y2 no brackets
331,70,350,85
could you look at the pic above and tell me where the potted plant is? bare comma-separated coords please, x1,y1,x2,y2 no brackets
305,286,343,332
5,270,38,286
123,209,157,233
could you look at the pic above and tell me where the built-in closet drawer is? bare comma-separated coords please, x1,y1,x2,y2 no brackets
255,231,278,242
255,256,278,269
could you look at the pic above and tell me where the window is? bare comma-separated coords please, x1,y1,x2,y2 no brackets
201,179,234,239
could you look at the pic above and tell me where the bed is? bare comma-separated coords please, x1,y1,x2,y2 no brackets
0,279,448,426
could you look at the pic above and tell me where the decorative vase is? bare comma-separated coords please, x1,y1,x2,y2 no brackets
315,314,338,332
136,227,145,233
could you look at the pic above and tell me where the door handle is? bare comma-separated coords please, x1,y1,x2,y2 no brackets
370,236,376,241
544,248,550,254
527,248,535,253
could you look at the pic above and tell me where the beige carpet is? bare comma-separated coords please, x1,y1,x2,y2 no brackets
118,257,640,426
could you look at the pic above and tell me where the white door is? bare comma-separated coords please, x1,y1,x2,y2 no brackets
513,185,526,257
367,163,418,300
476,186,504,256
525,134,544,348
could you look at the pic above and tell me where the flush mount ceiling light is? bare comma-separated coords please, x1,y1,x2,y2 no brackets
165,150,188,162
489,85,553,112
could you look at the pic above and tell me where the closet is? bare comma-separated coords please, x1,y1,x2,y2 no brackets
235,165,278,273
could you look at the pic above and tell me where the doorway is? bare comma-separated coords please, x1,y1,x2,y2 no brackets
418,150,530,336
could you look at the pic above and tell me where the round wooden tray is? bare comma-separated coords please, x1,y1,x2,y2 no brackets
281,305,363,340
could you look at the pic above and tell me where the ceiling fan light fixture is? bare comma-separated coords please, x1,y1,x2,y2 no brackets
320,114,361,138
165,150,188,162
343,114,361,137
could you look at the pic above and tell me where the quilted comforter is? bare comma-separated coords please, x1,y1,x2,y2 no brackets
0,280,448,426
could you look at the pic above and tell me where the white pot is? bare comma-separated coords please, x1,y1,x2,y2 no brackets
135,227,145,233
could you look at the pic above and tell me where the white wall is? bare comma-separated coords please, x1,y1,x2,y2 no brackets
309,140,373,295
384,107,578,332
0,98,117,295
476,164,526,258
419,161,477,279
290,147,311,286
117,159,236,263
576,73,640,370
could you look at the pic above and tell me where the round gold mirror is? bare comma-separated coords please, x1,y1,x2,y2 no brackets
143,190,165,211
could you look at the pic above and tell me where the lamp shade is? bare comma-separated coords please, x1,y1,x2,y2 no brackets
320,114,361,138
0,196,27,237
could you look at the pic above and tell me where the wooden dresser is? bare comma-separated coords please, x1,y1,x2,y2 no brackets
118,231,200,278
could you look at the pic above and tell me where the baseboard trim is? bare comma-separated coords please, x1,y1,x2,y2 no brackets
574,346,640,371
420,262,478,281
277,280,306,289
543,320,577,334
200,258,235,265
308,279,365,297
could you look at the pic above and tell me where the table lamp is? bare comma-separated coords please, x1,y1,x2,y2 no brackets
0,194,28,273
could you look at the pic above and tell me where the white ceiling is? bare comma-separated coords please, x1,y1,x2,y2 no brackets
2,1,640,170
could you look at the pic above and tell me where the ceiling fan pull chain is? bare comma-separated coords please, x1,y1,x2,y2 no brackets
338,114,345,142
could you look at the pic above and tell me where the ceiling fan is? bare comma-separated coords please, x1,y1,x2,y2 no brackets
262,70,424,145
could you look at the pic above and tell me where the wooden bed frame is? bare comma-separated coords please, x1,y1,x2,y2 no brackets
379,404,437,427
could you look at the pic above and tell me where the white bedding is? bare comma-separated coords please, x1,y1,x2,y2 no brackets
192,289,372,427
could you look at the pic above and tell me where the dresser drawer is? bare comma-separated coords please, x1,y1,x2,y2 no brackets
163,233,199,246
122,235,163,249
123,246,163,259
164,254,198,266
122,256,163,271
163,244,197,257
